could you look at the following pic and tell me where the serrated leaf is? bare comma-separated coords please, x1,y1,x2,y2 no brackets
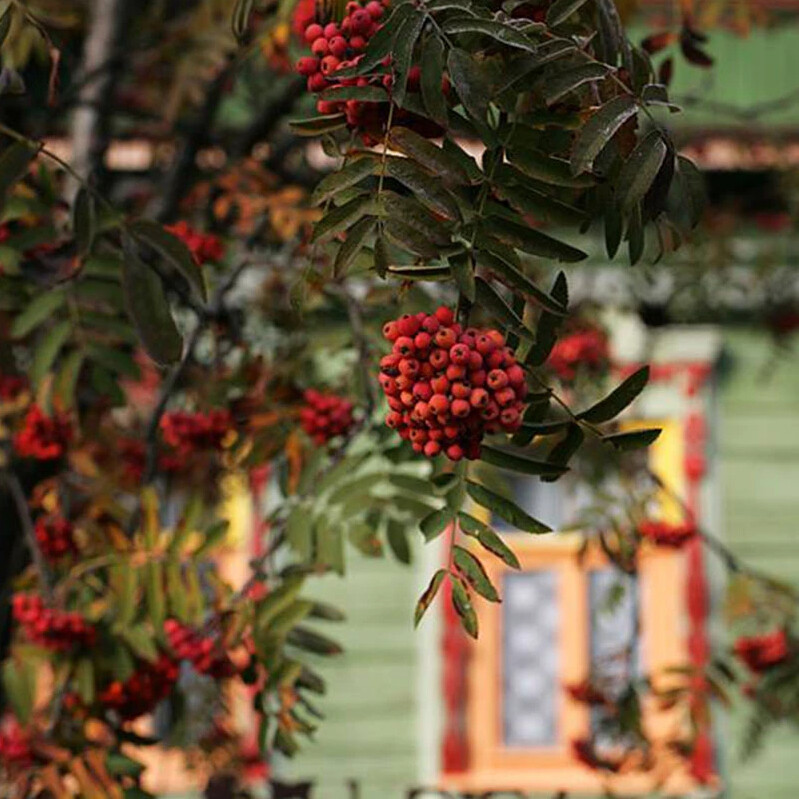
420,508,455,541
392,10,425,106
542,423,584,482
121,240,183,365
578,365,649,423
54,348,85,410
474,277,532,340
451,578,478,638
490,215,587,262
507,143,594,188
232,0,254,41
570,95,638,175
86,344,140,378
386,518,412,564
453,546,500,602
11,291,66,338
447,48,491,121
451,252,475,303
289,114,347,136
0,141,38,211
73,188,95,257
144,561,165,628
2,660,35,724
602,427,661,450
321,85,388,103
387,264,451,280
476,251,565,315
420,35,448,126
525,271,569,366
618,130,667,211
389,127,468,185
414,568,447,627
312,157,376,205
494,172,586,227
338,2,414,76
546,0,591,26
287,626,343,656
479,443,568,477
384,156,461,221
130,219,207,302
384,219,440,259
334,216,375,278
543,62,611,105
442,17,537,51
30,320,71,387
374,232,389,278
605,201,622,258
380,191,452,245
458,512,520,568
311,194,374,243
465,481,551,533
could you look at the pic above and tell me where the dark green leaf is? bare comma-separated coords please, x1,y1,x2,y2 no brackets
451,252,475,303
508,144,593,188
73,187,95,257
86,344,140,378
414,569,447,627
458,512,520,568
389,127,469,185
570,95,638,175
321,85,388,103
11,291,66,338
465,481,551,533
578,365,650,423
618,130,667,211
374,232,389,278
453,546,500,602
121,239,183,365
546,0,591,25
476,250,565,315
451,578,478,638
542,423,584,482
387,264,451,280
289,114,347,136
130,219,207,302
490,215,587,262
543,63,611,105
525,271,569,366
287,626,343,656
385,156,461,220
474,277,531,340
232,0,254,42
605,201,622,258
420,508,455,542
312,156,376,205
420,35,448,126
480,443,568,477
493,171,586,227
386,518,412,564
384,219,440,259
0,7,12,48
602,427,661,450
442,17,537,51
30,320,71,387
380,191,452,245
334,216,375,278
54,349,85,410
337,2,414,76
392,10,425,106
447,48,491,121
627,203,645,265
312,194,374,243
0,141,38,210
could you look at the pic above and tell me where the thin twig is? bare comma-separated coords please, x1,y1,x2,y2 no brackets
3,472,54,601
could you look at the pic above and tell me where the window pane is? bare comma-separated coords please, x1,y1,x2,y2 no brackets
502,570,559,747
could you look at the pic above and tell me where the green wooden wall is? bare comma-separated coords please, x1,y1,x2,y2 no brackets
719,329,799,799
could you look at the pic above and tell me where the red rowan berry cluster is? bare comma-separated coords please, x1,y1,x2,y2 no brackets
13,404,73,461
637,519,697,548
300,389,355,445
34,516,77,561
164,619,236,679
734,629,790,673
165,221,225,265
12,594,96,652
0,374,27,401
0,717,33,768
547,326,610,382
119,437,182,483
99,654,180,720
379,307,528,461
160,410,232,455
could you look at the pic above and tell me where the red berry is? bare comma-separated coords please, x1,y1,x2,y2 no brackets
323,22,339,38
451,399,470,418
383,321,400,341
487,369,509,390
296,56,320,76
435,307,455,325
304,23,324,43
470,388,489,408
447,444,464,461
424,441,441,457
311,37,329,56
